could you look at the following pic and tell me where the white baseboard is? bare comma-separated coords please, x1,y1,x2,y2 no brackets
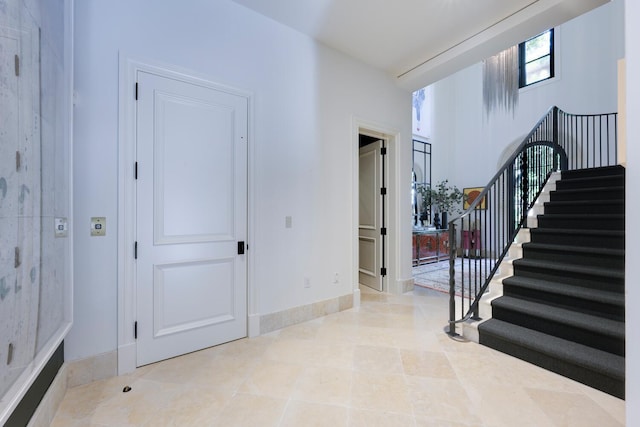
248,314,261,338
67,350,117,388
117,343,137,376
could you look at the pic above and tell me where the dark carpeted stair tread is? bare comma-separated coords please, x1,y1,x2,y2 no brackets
529,228,625,249
531,228,624,237
512,258,624,280
555,175,624,189
535,214,624,231
521,242,625,258
491,296,624,340
549,188,624,204
478,319,625,380
537,213,624,221
561,165,625,180
543,199,624,215
501,276,625,306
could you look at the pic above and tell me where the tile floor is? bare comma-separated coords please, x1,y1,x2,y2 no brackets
51,286,625,426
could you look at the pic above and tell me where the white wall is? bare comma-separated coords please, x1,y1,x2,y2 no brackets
625,0,639,422
67,0,411,360
427,0,624,189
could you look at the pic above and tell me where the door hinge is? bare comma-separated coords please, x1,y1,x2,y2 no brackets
380,267,387,277
134,162,138,179
237,241,245,255
16,151,21,171
14,55,19,76
134,321,138,339
134,241,138,259
380,227,387,236
135,82,139,100
380,147,387,156
380,187,387,196
14,247,21,268
7,343,13,365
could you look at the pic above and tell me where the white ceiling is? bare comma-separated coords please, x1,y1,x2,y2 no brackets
230,0,609,90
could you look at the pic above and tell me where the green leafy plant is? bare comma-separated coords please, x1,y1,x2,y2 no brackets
418,180,465,215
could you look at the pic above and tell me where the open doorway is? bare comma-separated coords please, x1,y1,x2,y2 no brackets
358,134,387,291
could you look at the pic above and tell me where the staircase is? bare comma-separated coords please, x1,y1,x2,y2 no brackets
478,165,625,399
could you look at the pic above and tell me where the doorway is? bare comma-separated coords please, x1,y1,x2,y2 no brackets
358,134,387,292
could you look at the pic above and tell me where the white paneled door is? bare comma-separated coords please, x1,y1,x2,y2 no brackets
358,140,384,291
135,71,248,366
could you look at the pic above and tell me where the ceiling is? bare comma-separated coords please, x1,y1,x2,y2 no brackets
230,0,609,90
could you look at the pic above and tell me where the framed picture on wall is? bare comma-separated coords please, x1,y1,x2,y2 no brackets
463,187,487,210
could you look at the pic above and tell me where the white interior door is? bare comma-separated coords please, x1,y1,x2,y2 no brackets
135,71,247,366
359,140,384,291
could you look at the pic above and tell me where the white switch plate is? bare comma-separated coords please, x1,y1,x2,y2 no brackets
91,217,106,236
285,216,292,228
54,217,68,238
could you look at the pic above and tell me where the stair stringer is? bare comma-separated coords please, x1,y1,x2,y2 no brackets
461,172,561,342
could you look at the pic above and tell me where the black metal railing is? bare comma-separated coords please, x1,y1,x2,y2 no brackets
447,106,618,335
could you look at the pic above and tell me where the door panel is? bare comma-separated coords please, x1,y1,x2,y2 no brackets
358,140,383,291
136,71,247,366
154,92,236,244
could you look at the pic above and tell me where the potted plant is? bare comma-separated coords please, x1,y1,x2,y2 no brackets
418,180,464,229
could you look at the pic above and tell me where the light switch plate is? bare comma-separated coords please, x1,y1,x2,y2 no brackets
54,217,68,238
91,217,106,236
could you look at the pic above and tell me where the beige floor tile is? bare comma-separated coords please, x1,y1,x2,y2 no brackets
414,416,484,427
353,345,403,374
217,335,276,359
275,319,323,340
581,384,626,425
350,371,412,414
50,287,626,427
238,359,305,398
463,382,555,427
293,366,352,405
281,401,349,427
401,349,457,379
407,376,482,424
211,393,287,427
525,388,624,427
187,355,260,392
348,408,415,427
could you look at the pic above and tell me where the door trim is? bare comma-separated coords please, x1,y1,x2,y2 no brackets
352,118,401,298
117,55,254,374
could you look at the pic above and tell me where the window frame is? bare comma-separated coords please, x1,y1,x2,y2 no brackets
519,29,555,88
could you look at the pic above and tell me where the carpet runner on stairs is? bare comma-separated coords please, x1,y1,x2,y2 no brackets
478,165,625,399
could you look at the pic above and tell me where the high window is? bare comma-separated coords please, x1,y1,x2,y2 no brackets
519,29,554,88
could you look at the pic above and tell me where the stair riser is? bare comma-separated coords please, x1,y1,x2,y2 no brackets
491,306,624,355
502,285,624,321
536,216,624,230
521,247,625,269
478,332,625,399
543,202,624,215
512,265,623,292
555,177,624,190
550,189,624,202
530,231,624,249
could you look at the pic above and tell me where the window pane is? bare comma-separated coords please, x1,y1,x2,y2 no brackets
525,31,551,62
525,56,551,85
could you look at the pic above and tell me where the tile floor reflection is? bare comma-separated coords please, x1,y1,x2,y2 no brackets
51,286,624,426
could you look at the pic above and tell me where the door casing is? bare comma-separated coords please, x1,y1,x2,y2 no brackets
353,119,401,298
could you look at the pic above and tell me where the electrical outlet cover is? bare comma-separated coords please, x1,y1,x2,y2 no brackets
91,217,106,236
54,217,68,238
